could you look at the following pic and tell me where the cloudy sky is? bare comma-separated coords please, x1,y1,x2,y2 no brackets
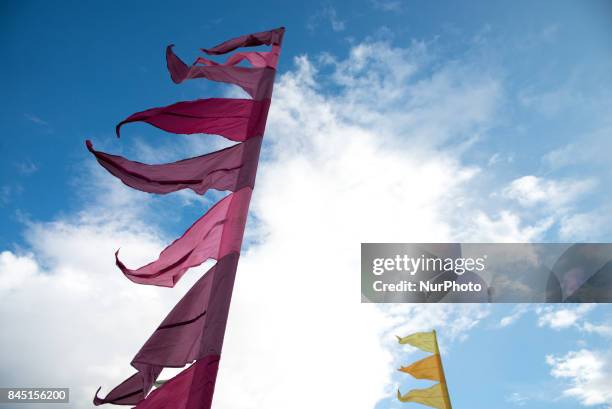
1,1,612,408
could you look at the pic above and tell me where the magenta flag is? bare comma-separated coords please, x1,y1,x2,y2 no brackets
201,27,284,55
194,51,278,68
94,253,238,405
116,187,251,287
166,45,276,100
130,356,220,409
90,27,284,409
115,98,271,141
86,138,261,195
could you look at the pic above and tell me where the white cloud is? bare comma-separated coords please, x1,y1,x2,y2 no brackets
518,79,582,118
536,304,595,330
0,171,208,407
0,37,543,409
460,210,553,242
543,125,612,171
307,6,346,32
214,40,502,409
534,302,612,407
23,113,49,126
502,175,596,208
582,322,612,338
559,209,612,241
370,0,404,12
15,159,38,175
543,143,582,170
547,349,612,406
499,304,530,328
506,391,529,406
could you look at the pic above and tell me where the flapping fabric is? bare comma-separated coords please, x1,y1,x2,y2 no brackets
397,330,452,409
86,138,261,195
397,383,448,409
90,27,284,409
132,356,220,409
116,98,271,142
194,51,278,68
115,187,251,287
202,27,284,55
166,46,276,100
399,355,440,381
396,331,437,353
94,370,161,406
94,253,238,405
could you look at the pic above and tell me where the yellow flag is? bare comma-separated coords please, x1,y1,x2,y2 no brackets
399,354,440,381
396,331,437,353
397,383,449,409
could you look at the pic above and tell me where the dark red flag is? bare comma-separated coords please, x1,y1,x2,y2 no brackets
115,187,251,287
166,46,276,100
91,27,284,409
116,98,270,141
86,137,261,195
94,253,238,405
131,356,220,409
201,27,284,55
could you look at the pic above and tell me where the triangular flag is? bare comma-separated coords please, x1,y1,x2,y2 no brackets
396,331,437,353
397,383,449,409
399,354,440,381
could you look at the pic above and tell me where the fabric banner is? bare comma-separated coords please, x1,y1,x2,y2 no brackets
116,98,270,142
86,138,261,195
91,27,284,409
166,46,276,100
397,383,449,409
94,253,239,405
194,51,278,69
132,355,220,409
201,27,284,55
396,331,437,353
116,187,251,287
399,354,440,381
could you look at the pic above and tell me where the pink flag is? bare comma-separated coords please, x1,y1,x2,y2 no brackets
201,27,284,55
115,187,251,287
132,355,220,409
166,45,276,100
94,253,238,406
90,27,284,409
116,98,270,141
194,51,278,69
86,138,261,195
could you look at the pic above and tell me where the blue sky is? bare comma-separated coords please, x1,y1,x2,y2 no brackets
384,305,612,409
2,1,612,409
3,0,612,246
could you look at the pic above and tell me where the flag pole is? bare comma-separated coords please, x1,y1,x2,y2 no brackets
432,330,453,409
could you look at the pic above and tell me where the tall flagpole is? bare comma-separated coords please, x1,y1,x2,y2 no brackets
432,330,453,409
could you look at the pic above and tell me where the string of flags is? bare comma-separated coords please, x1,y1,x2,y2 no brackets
88,27,285,408
396,330,453,409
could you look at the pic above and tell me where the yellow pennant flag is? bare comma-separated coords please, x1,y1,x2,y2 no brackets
397,383,449,409
399,354,440,381
396,331,437,353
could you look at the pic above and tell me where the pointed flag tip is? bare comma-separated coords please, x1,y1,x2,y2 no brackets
93,386,102,405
